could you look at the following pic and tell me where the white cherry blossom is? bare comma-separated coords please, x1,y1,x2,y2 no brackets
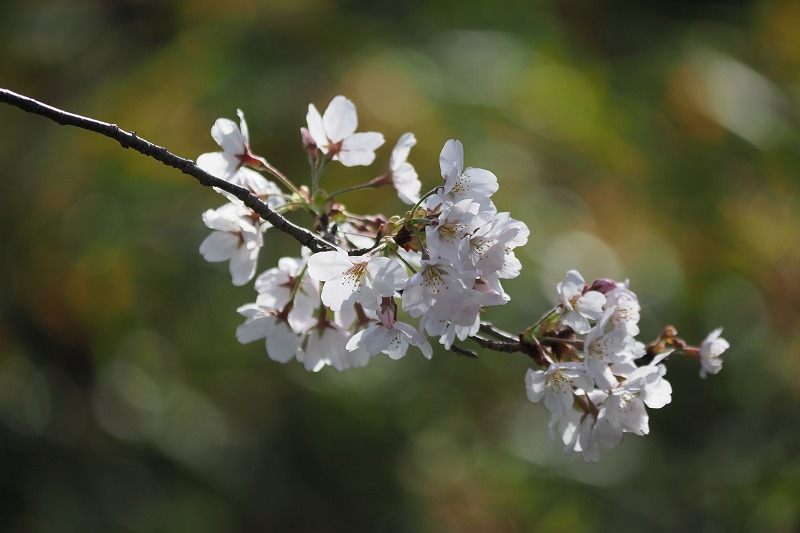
602,386,650,436
199,202,268,286
346,302,432,360
402,258,473,318
583,307,643,390
235,304,301,364
622,351,674,410
557,270,606,334
557,401,623,464
197,109,264,182
558,410,599,462
525,363,593,419
698,328,729,378
420,284,503,349
307,250,406,312
604,285,641,336
550,389,623,463
437,139,498,208
422,311,480,350
254,257,318,333
468,212,529,278
600,354,674,438
426,199,480,267
306,96,384,167
302,324,370,372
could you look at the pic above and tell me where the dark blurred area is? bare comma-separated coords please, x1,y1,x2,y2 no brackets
1,0,799,531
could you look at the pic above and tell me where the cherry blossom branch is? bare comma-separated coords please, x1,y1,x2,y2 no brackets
478,322,519,343
470,332,545,365
0,88,556,362
0,87,336,253
2,87,731,465
449,343,478,358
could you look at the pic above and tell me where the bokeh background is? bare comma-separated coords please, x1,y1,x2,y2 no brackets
2,0,799,531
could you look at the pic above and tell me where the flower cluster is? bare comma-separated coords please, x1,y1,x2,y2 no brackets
196,95,730,462
526,270,672,462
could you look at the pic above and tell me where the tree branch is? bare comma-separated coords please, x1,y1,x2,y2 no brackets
0,87,336,253
478,322,518,343
471,327,547,366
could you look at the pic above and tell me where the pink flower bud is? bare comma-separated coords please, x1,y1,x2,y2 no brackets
589,278,618,294
300,127,318,162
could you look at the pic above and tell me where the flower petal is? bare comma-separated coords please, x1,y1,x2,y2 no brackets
265,322,300,363
307,251,351,282
197,151,239,181
390,132,416,170
199,232,238,262
439,139,464,180
322,96,358,143
236,109,250,145
229,246,258,286
306,104,327,151
338,132,385,167
236,315,273,344
211,117,245,155
394,321,432,359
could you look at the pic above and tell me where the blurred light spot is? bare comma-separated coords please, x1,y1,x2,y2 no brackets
472,139,541,197
621,229,686,313
345,48,441,128
112,359,163,412
0,354,51,438
434,30,530,106
680,48,786,148
506,402,561,465
511,60,601,142
535,231,623,299
114,329,183,387
156,385,250,476
524,185,595,237
93,328,182,441
93,359,162,441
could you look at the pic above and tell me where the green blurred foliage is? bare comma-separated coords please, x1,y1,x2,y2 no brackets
1,0,800,531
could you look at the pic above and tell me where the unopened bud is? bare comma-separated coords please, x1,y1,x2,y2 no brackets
589,278,618,294
300,127,318,162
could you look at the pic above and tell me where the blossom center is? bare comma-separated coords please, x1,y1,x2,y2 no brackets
422,267,447,293
343,261,368,285
567,293,581,311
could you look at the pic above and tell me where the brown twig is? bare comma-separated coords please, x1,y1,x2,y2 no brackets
0,87,336,253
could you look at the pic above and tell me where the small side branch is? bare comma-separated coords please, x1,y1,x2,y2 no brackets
478,322,518,343
0,88,336,253
470,331,547,366
450,343,478,358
